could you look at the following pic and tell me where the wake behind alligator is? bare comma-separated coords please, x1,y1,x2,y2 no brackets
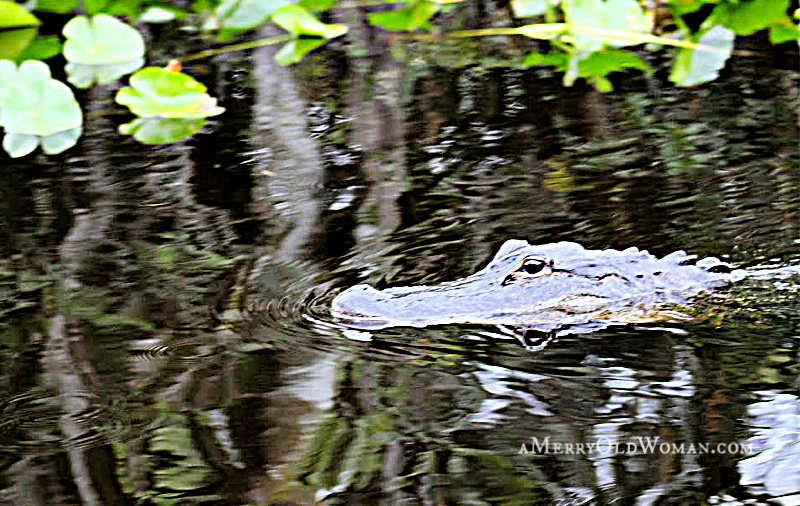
331,240,758,340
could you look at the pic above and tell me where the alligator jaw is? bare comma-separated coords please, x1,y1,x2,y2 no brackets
330,284,393,329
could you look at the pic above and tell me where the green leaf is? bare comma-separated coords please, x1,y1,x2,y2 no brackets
769,21,800,43
118,117,206,144
82,0,142,16
115,67,225,119
578,49,650,75
0,60,82,157
0,1,40,29
667,0,710,17
69,60,144,88
590,76,614,92
670,25,734,87
521,51,568,68
108,0,144,17
368,1,439,31
214,0,290,30
83,0,110,15
511,0,547,17
274,37,326,65
711,0,790,36
0,28,36,60
572,49,651,90
3,133,38,158
63,15,144,65
41,127,82,154
14,35,62,62
563,0,651,53
299,0,335,12
32,0,79,14
272,4,348,38
215,28,250,41
63,15,145,87
0,0,40,59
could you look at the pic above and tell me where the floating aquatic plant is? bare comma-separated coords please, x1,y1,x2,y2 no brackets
0,60,82,158
0,0,40,60
271,4,347,66
63,14,145,88
115,62,225,144
212,0,291,32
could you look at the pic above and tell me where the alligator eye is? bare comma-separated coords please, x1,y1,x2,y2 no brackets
513,256,553,277
521,260,547,275
503,256,554,285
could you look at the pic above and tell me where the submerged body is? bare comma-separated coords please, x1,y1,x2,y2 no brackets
332,240,745,335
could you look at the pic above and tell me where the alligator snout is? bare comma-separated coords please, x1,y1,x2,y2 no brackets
330,284,394,328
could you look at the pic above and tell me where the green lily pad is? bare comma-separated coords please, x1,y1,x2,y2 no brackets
14,35,62,62
0,60,82,157
0,1,39,60
367,0,439,31
275,37,326,66
563,0,650,53
0,29,37,60
214,0,291,30
116,66,223,144
115,67,225,119
63,14,145,87
0,1,40,30
118,117,207,144
670,25,734,87
272,4,348,38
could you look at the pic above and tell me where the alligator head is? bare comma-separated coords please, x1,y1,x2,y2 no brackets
331,240,743,336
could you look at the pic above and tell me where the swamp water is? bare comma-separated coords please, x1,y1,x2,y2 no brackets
0,26,799,506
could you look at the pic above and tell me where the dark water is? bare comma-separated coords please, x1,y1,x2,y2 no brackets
0,26,799,506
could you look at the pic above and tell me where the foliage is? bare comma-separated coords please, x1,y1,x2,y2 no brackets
511,0,740,88
670,26,736,87
0,0,40,60
271,4,348,64
368,0,440,31
209,0,292,39
0,60,82,157
0,0,795,157
116,63,225,144
63,15,145,88
272,4,347,38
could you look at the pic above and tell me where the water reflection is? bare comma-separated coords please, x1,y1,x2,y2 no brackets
739,393,800,504
0,23,797,506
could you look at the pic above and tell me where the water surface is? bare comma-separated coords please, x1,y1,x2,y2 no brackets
0,25,798,506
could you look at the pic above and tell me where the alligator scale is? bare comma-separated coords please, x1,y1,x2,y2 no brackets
332,240,746,338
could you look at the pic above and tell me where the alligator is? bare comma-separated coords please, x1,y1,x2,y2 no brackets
331,240,749,344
